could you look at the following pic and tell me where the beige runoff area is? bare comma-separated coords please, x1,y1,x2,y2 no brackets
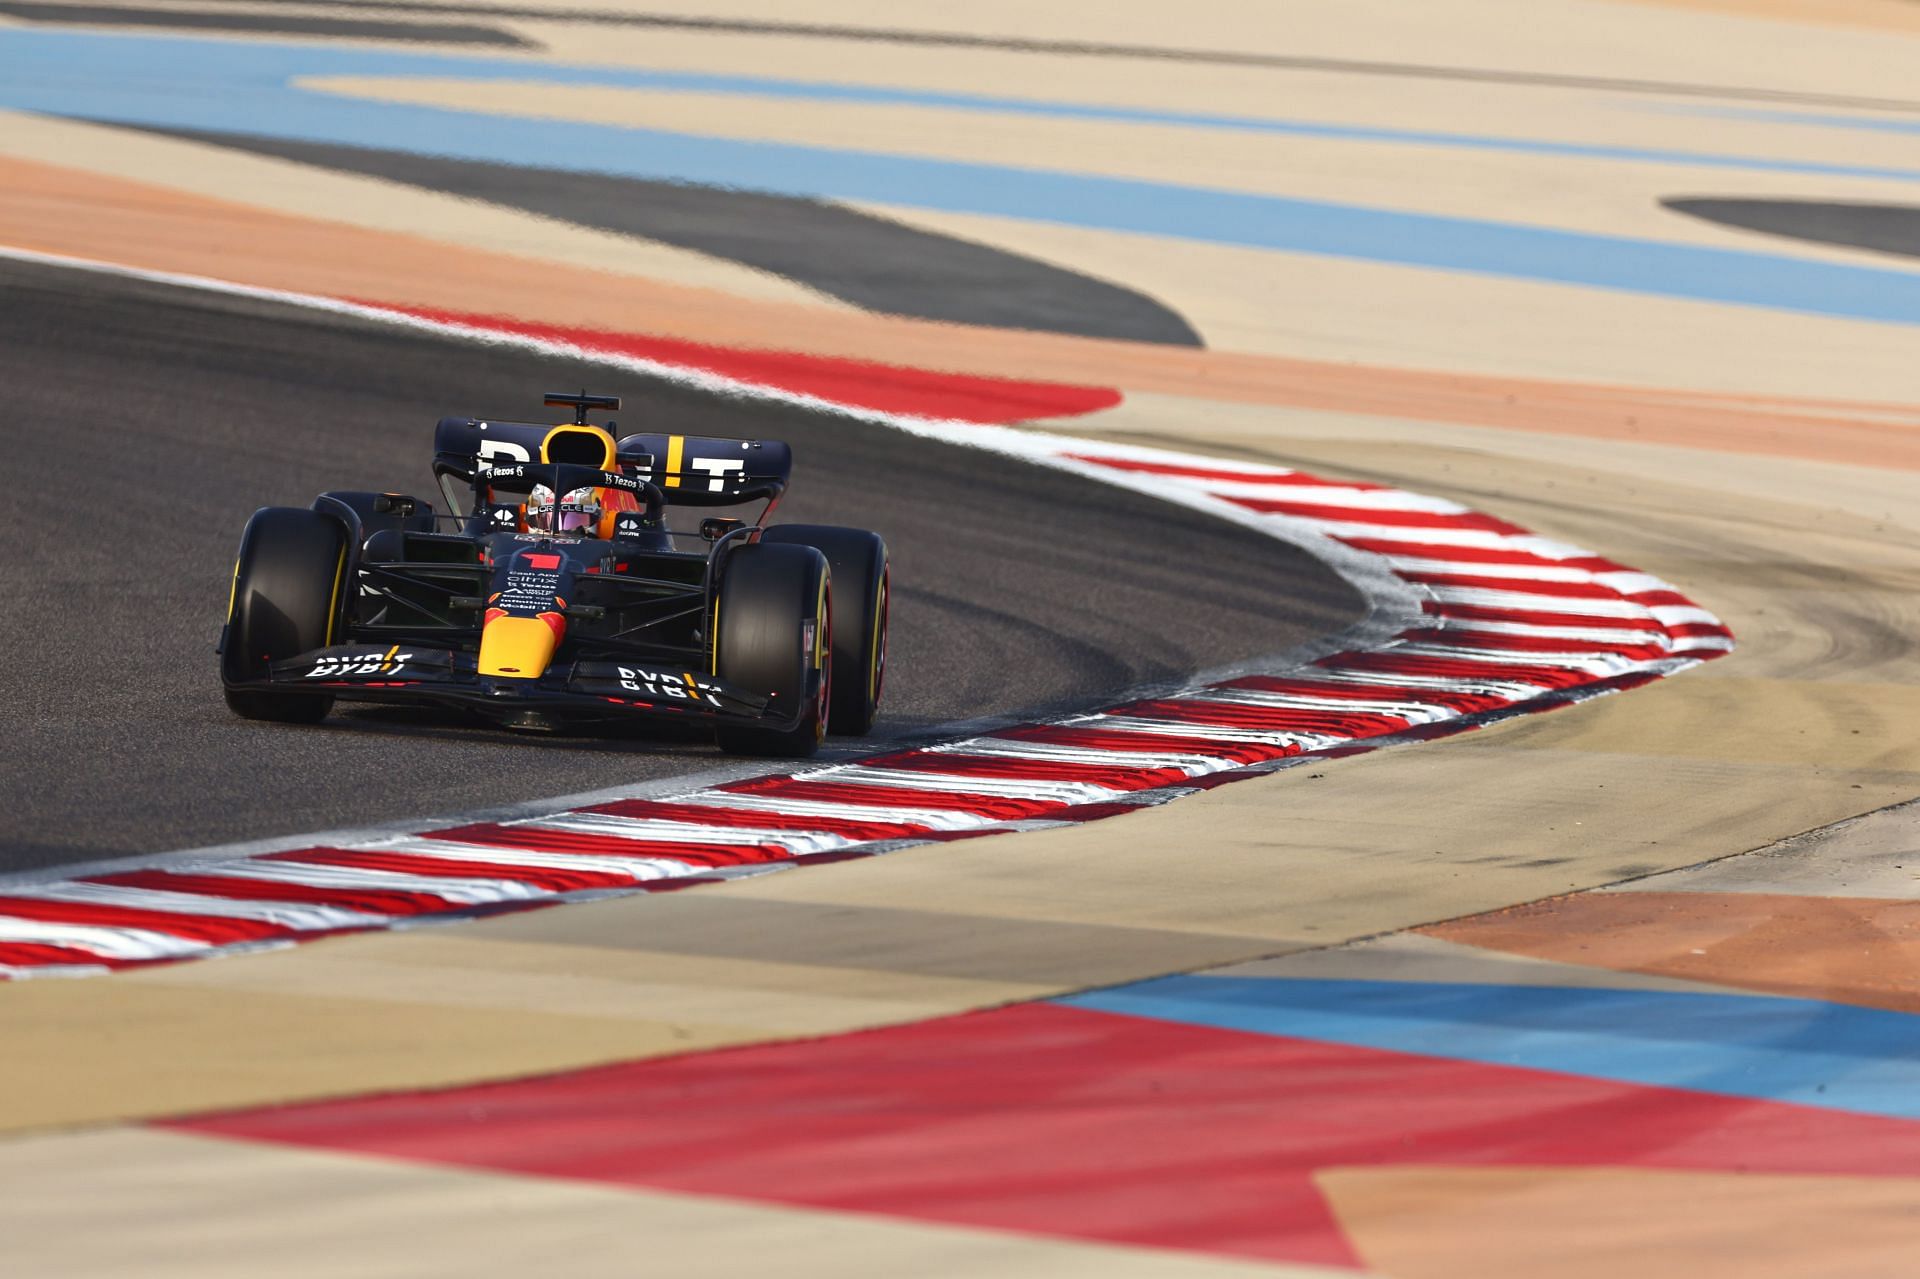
458,0,1920,98
1317,1164,1920,1279
0,1127,1350,1279
1604,797,1920,898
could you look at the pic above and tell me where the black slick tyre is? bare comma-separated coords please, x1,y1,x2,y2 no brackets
761,524,888,736
221,507,347,724
713,542,831,757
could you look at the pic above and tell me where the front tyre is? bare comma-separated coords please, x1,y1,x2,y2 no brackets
220,507,347,724
760,525,888,736
713,542,832,757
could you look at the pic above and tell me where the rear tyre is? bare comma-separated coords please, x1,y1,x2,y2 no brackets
221,507,347,724
761,525,888,736
713,542,831,757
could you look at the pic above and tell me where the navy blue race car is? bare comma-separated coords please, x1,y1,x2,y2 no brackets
219,392,888,756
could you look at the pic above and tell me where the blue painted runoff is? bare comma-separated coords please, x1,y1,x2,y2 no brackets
7,28,1920,326
1058,975,1920,1122
1685,105,1920,138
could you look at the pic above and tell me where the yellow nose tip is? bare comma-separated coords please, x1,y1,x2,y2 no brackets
478,615,562,679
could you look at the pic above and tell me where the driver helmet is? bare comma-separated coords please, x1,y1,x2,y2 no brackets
524,484,603,536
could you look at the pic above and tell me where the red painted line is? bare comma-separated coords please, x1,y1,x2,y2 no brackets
358,302,1123,425
166,1002,1920,1269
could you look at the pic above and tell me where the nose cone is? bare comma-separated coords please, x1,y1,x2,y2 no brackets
478,610,565,678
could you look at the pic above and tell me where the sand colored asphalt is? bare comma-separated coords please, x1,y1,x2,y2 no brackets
1620,0,1920,38
0,1127,1349,1279
1423,798,1920,1013
1317,1164,1920,1279
455,0,1920,100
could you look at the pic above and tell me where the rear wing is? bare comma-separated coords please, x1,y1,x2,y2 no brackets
432,417,792,508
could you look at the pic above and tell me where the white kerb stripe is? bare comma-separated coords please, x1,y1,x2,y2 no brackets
372,838,705,881
0,915,212,961
819,768,1121,804
1594,571,1675,595
936,737,1231,773
1191,688,1458,724
664,791,984,830
1387,643,1644,676
1065,715,1332,747
1193,481,1469,512
1425,619,1670,645
1303,668,1545,700
1650,605,1725,627
1262,520,1547,549
1383,556,1598,584
10,881,384,930
1422,586,1656,618
524,812,852,856
183,858,559,904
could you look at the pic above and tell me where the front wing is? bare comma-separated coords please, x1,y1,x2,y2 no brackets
245,643,775,729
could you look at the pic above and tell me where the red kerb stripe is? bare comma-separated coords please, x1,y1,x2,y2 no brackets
1229,498,1525,533
993,724,1287,766
88,869,458,917
262,847,636,893
852,750,1193,791
585,798,935,841
0,894,296,946
716,776,1062,820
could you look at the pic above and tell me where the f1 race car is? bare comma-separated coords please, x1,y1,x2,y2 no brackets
218,392,888,756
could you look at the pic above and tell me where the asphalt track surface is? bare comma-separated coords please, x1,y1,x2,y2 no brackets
1664,198,1920,263
0,256,1360,875
0,3,537,46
